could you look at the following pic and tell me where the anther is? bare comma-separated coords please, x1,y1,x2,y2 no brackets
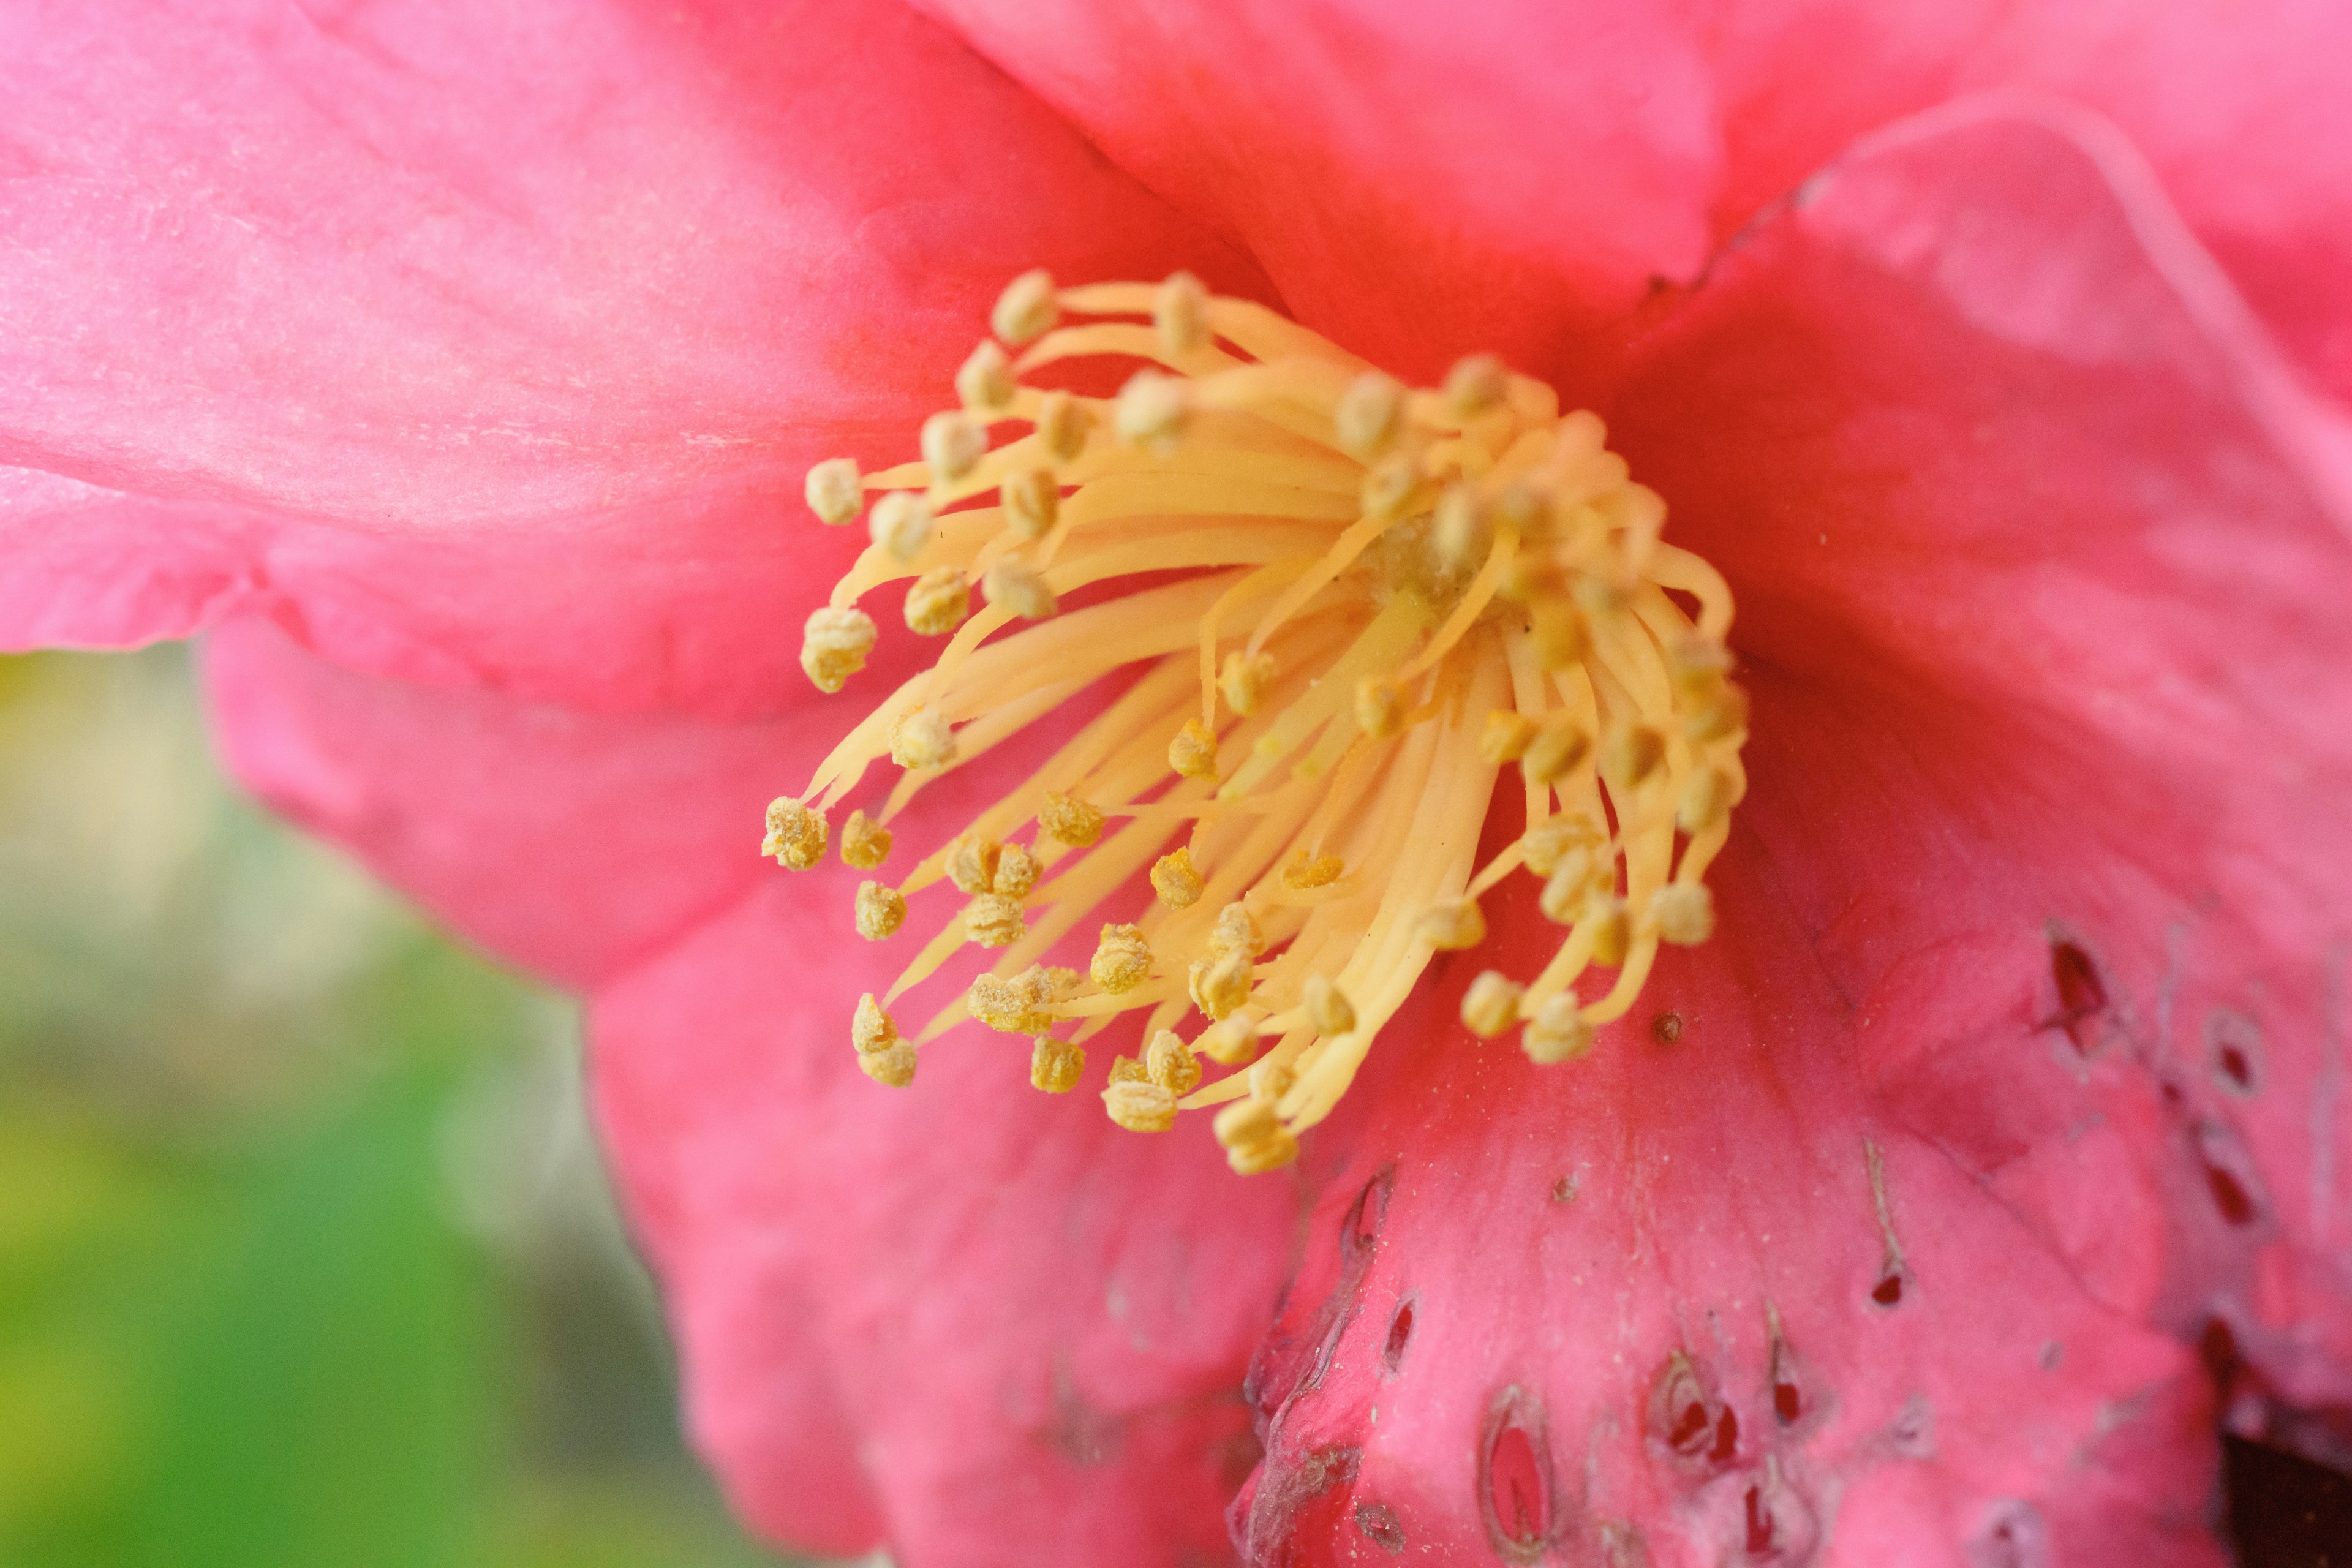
763,798,829,869
1442,354,1509,421
1539,850,1612,924
1040,792,1105,848
855,881,907,940
853,993,898,1054
840,809,893,870
1214,1098,1300,1175
1169,718,1219,780
1199,1013,1260,1065
1000,468,1059,539
1152,846,1205,908
1583,895,1632,967
889,708,957,771
1248,1054,1297,1103
945,834,1003,895
1155,271,1210,357
1031,1036,1086,1093
1603,725,1666,789
1434,485,1490,574
904,568,970,635
1522,723,1593,785
992,269,1058,345
1523,993,1595,1065
1529,601,1590,669
804,458,862,525
966,893,1025,948
921,411,987,486
1479,710,1539,764
1147,1029,1203,1095
1281,849,1346,890
1649,884,1715,946
993,842,1042,899
1091,923,1153,993
1667,635,1735,699
1461,971,1525,1038
968,973,1048,1034
1678,765,1735,834
853,994,916,1087
1109,1055,1149,1085
1191,952,1254,1020
1210,902,1264,960
1219,650,1276,717
983,557,1058,620
1305,974,1356,1036
1361,453,1419,521
1686,683,1750,743
1416,899,1487,951
869,491,933,562
1103,1078,1178,1133
1355,678,1407,740
1521,816,1599,877
800,606,878,694
1115,370,1187,449
956,341,1016,413
1034,389,1091,463
1333,372,1404,461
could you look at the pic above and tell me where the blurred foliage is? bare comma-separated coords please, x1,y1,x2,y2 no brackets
0,648,810,1568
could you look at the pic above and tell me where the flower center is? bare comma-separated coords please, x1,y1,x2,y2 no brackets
768,273,1747,1174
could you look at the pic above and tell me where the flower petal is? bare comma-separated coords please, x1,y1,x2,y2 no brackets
920,0,2352,398
1,0,1265,713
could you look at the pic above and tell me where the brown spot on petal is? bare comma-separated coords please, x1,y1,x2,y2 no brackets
1479,1388,1554,1563
2196,1120,2266,1228
1651,1009,1683,1044
1354,1501,1406,1555
2207,1008,2263,1096
1967,1501,2049,1568
2046,935,2107,1052
1382,1298,1415,1375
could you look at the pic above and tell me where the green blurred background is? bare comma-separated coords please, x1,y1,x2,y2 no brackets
0,647,823,1568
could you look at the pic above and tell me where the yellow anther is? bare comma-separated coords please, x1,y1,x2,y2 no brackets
1108,1054,1150,1085
965,893,1026,948
763,797,829,869
1573,574,1627,617
1115,369,1187,448
854,880,907,940
1155,270,1210,356
1650,883,1716,946
799,606,878,694
1489,482,1550,537
905,567,971,635
1667,635,1735,699
1539,848,1614,924
1169,717,1219,780
1198,1013,1260,1065
1189,952,1254,1020
1214,1098,1299,1175
1035,389,1091,462
1603,723,1667,789
1416,899,1487,951
1443,353,1509,421
969,973,1049,1035
1522,993,1595,1065
889,708,956,771
1091,923,1153,993
1248,1053,1296,1104
1147,1029,1202,1096
1522,723,1593,785
869,490,933,562
1210,902,1264,960
1040,792,1105,848
993,842,1042,899
1031,1036,1086,1094
1678,764,1736,835
853,993,898,1054
1333,372,1405,461
982,557,1058,620
921,410,987,485
1218,650,1276,717
1000,468,1060,539
1461,971,1525,1038
992,269,1058,345
1479,710,1540,764
1434,484,1490,575
1583,894,1632,967
1686,682,1751,743
859,1040,918,1088
1151,846,1205,908
1103,1078,1178,1133
804,458,862,525
1280,849,1346,891
840,809,893,870
1026,965,1082,1003
956,340,1016,413
1360,453,1419,521
1521,815,1601,877
1529,601,1591,669
1226,1126,1300,1175
1305,974,1355,1036
945,834,1003,895
1355,678,1406,741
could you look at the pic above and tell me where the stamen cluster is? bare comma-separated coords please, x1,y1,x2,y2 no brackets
766,273,1747,1173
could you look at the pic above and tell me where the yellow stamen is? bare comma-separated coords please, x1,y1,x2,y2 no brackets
777,274,1748,1169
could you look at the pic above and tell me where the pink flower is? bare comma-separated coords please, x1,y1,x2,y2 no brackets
6,2,2350,1564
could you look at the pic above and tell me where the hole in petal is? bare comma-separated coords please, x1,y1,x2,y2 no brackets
1871,1270,1905,1308
1651,1010,1683,1044
1346,1167,1394,1261
1743,1485,1774,1556
2047,937,2107,1052
1354,1501,1407,1555
1383,1299,1415,1374
1650,1353,1727,1470
2206,1008,2263,1096
1479,1389,1553,1562
1710,1405,1740,1464
1967,1501,2049,1568
1741,1464,1818,1563
2196,1120,2266,1229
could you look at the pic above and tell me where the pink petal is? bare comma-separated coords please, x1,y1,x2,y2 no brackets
919,0,2352,399
1,0,1266,714
1229,98,2352,1566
